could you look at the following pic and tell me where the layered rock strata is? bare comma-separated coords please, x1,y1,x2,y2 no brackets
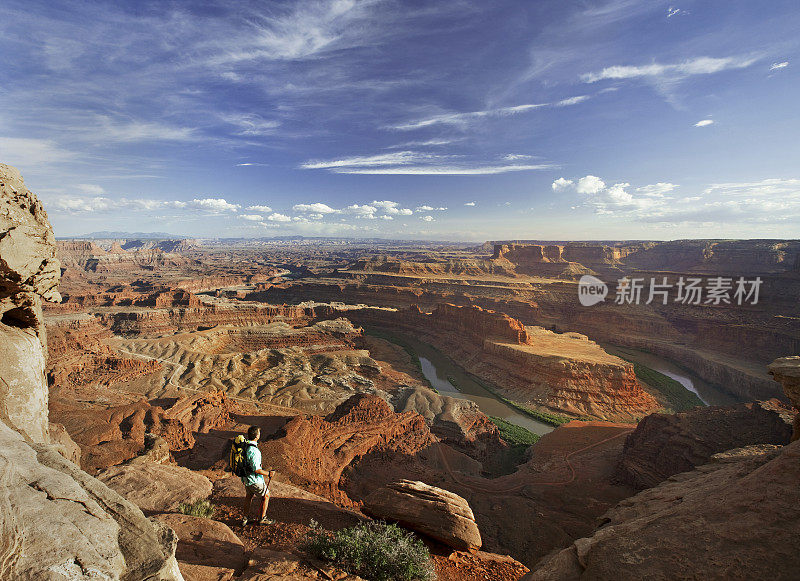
616,399,794,488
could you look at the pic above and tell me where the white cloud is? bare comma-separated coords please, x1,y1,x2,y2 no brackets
556,95,590,107
464,201,476,206
240,214,263,221
301,151,431,169
391,96,589,131
380,215,393,220
76,184,106,195
221,113,279,136
421,215,434,222
770,61,789,71
667,7,687,18
503,154,534,161
293,202,338,214
343,204,377,218
636,183,677,196
414,205,446,211
247,204,273,213
695,119,714,127
552,177,574,191
210,0,378,63
267,212,291,222
386,139,457,149
93,116,196,142
0,137,75,165
51,197,112,213
331,164,551,175
581,56,757,83
576,175,606,195
189,198,240,212
392,104,546,131
371,200,413,215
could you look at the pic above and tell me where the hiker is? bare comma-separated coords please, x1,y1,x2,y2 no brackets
231,425,275,526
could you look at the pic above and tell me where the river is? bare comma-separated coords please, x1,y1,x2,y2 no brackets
377,332,555,436
602,344,739,407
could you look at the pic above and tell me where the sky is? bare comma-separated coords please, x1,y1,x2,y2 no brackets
0,0,798,241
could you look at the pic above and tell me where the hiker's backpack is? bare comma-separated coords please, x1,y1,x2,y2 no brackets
229,435,256,477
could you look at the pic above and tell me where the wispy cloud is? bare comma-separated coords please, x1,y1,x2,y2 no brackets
330,164,552,175
221,113,280,136
0,137,75,165
770,61,789,71
694,119,714,127
300,151,434,169
582,56,758,83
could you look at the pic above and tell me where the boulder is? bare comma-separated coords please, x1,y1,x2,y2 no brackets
769,356,800,441
99,459,213,513
49,422,81,466
362,479,482,551
154,513,246,573
0,419,183,580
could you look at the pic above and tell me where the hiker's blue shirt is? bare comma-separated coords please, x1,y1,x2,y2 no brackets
241,440,264,487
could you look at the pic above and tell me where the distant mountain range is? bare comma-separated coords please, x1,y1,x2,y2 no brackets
62,231,189,239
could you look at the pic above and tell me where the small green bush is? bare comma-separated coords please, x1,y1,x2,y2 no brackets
177,499,215,518
303,520,436,581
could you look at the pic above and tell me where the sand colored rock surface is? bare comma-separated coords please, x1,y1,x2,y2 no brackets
0,163,61,443
617,399,794,488
155,513,246,573
0,420,183,580
525,441,800,580
49,421,82,465
363,479,482,551
769,356,800,441
99,459,213,513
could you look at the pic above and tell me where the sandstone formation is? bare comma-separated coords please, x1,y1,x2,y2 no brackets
362,479,482,551
347,304,658,421
49,421,82,465
0,420,183,580
259,393,438,503
525,441,800,580
768,356,800,441
0,163,183,580
0,163,61,443
99,460,213,513
617,399,794,488
51,391,234,474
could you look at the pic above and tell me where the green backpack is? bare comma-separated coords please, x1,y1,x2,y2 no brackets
229,435,256,477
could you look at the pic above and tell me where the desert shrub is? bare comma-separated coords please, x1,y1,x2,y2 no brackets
177,499,215,518
303,520,436,581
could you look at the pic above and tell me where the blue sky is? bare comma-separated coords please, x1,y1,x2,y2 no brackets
1,0,798,241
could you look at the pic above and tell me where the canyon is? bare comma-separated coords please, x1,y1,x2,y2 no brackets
2,162,799,579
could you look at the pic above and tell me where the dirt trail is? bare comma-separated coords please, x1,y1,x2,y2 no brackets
437,427,633,494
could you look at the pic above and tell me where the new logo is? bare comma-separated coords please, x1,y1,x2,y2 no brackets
578,275,608,306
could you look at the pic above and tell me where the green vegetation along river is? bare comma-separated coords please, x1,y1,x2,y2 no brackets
371,329,554,436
